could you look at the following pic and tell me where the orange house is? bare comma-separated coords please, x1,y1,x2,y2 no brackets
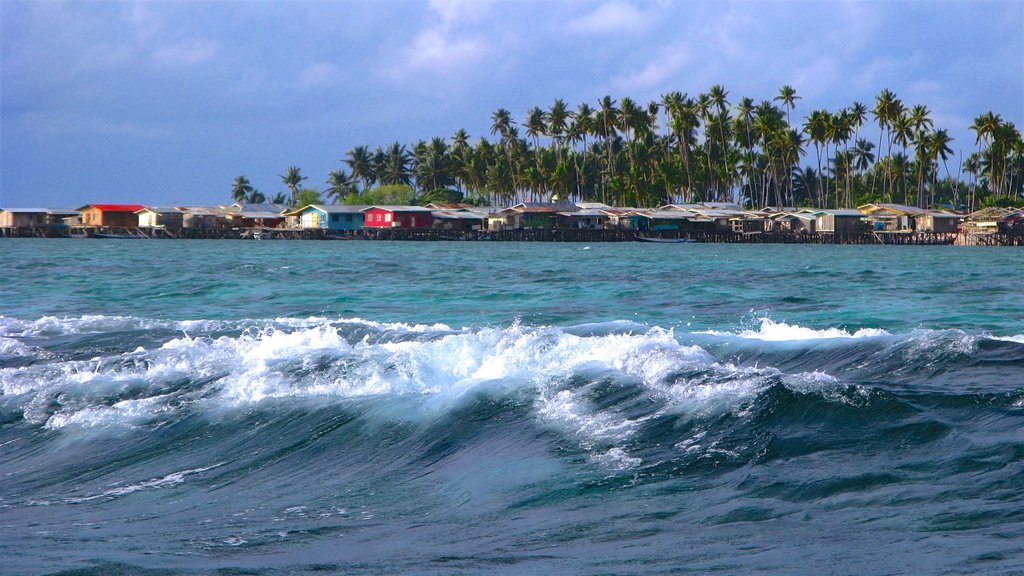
77,204,146,227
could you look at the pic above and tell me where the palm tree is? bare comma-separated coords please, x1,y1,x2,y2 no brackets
871,89,898,199
280,166,307,202
379,142,412,186
775,85,801,128
345,145,375,191
325,169,354,203
548,99,569,163
929,128,954,206
662,91,696,200
231,175,254,203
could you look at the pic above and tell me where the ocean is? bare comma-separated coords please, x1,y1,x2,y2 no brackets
1,239,1023,575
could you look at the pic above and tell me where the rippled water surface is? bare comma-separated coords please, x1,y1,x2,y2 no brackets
1,239,1023,575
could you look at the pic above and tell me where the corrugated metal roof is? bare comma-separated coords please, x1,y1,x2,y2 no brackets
360,205,433,212
77,204,146,212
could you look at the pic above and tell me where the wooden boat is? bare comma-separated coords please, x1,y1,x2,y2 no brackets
92,232,145,239
634,235,696,244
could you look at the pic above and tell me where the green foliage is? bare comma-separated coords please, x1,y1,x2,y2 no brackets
340,184,418,206
417,188,464,205
291,187,322,208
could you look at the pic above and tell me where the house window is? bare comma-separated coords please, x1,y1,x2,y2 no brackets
344,214,352,221
385,213,392,222
331,214,339,222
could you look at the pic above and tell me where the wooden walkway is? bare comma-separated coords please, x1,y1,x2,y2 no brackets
2,226,1020,245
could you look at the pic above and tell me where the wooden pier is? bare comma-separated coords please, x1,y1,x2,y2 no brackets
2,225,1020,245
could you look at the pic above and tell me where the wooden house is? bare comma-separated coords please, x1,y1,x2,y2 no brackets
0,208,79,228
135,206,184,229
361,206,434,228
77,204,146,227
999,210,1024,233
285,204,366,230
962,207,1019,233
814,209,867,233
177,206,228,229
557,210,609,229
770,212,816,233
635,210,714,232
499,203,573,229
916,210,962,233
858,203,927,231
222,203,286,228
432,210,485,231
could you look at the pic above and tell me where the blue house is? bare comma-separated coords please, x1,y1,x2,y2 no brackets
287,205,366,230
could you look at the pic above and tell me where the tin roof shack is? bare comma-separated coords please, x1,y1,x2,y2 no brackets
77,204,146,227
730,213,771,234
0,208,79,228
361,206,434,228
857,203,927,232
635,210,714,232
557,209,609,229
998,210,1024,234
962,207,1019,233
686,208,744,231
916,210,962,233
575,202,613,210
770,212,816,233
285,205,366,230
814,209,867,233
178,207,228,229
600,208,643,229
433,210,485,231
223,203,286,228
135,206,184,229
501,203,575,229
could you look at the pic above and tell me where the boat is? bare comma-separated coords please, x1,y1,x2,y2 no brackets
92,232,145,239
634,235,696,244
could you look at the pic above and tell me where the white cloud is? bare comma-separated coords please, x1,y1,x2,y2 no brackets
427,0,494,24
153,39,219,66
405,29,488,72
790,56,840,100
299,62,341,90
613,46,690,92
566,1,654,35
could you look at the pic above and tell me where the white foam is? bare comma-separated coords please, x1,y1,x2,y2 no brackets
65,463,223,503
701,318,890,341
991,334,1024,344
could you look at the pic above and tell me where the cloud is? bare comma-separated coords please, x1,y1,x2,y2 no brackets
427,0,494,24
405,30,488,72
566,1,653,35
153,39,219,66
299,62,341,90
613,46,690,92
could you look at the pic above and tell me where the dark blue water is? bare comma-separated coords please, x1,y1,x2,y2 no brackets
1,239,1023,575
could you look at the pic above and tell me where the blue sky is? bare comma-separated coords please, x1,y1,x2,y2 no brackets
1,0,1021,207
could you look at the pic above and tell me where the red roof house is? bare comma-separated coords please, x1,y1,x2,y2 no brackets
360,206,434,229
77,204,146,227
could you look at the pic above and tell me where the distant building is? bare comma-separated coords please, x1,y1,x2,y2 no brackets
77,204,146,227
0,208,79,228
813,209,867,233
135,206,184,229
285,205,366,231
361,206,434,228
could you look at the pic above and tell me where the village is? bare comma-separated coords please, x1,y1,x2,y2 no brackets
1,201,1023,245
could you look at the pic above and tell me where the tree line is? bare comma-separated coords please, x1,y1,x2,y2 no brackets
232,86,1023,211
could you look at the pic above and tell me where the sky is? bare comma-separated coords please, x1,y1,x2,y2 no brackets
1,0,1022,208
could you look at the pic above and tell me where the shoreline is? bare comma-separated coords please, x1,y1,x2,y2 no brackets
2,226,1022,246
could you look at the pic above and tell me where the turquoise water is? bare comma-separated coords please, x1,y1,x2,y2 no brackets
1,239,1023,575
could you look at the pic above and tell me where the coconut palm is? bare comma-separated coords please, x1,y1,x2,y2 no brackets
775,85,801,128
325,169,354,203
345,145,375,192
232,175,254,203
279,166,307,202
